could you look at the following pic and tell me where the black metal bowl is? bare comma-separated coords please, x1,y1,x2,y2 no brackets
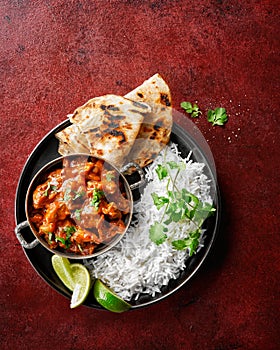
15,153,147,260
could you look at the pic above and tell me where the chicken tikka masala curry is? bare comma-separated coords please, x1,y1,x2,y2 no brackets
29,156,130,256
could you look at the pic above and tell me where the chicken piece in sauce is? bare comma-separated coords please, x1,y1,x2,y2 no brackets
33,169,62,209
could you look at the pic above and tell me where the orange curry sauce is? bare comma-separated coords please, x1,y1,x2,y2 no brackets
29,156,130,256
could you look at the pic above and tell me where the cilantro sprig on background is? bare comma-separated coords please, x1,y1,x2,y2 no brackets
180,101,201,118
181,101,228,126
148,162,216,256
207,107,228,126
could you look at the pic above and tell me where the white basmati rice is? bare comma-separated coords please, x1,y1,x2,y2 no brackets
84,143,213,301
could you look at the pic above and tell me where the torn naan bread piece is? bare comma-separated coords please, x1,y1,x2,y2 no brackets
57,94,151,168
124,73,172,168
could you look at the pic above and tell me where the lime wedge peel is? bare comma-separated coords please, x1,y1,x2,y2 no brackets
93,279,131,313
51,255,75,291
70,263,91,309
51,255,91,309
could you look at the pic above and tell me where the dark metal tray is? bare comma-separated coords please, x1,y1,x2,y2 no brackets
15,120,221,310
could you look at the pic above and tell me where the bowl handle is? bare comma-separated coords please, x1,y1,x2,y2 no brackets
120,162,146,190
15,220,39,249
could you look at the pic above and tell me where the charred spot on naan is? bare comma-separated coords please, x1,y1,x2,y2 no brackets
109,129,126,144
132,100,151,110
103,104,119,111
140,117,170,142
96,149,104,156
160,93,171,107
83,127,99,134
148,126,169,141
100,100,149,112
104,112,126,121
88,129,127,149
107,122,119,128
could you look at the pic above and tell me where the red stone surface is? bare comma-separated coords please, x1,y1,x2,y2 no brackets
1,1,279,349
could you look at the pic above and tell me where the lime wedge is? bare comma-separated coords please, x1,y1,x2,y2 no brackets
93,279,131,313
51,255,75,291
70,263,91,309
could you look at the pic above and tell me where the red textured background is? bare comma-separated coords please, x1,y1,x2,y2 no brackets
1,1,279,349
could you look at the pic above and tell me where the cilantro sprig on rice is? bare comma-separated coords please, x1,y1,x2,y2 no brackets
149,160,215,256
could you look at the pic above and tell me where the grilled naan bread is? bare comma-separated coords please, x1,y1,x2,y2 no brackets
124,73,172,167
55,74,172,170
55,94,151,168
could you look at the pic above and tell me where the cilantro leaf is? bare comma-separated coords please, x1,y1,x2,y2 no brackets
172,238,190,250
188,230,201,256
151,193,169,210
181,101,201,118
73,190,86,200
55,226,76,248
63,188,72,202
43,183,58,197
181,189,199,206
167,161,186,170
149,222,168,245
64,226,76,235
55,236,66,245
44,182,51,196
193,202,216,225
51,185,57,192
163,189,201,225
91,189,104,208
166,161,179,169
155,164,168,180
207,107,228,126
74,209,82,221
165,201,185,223
106,172,115,181
172,229,200,256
